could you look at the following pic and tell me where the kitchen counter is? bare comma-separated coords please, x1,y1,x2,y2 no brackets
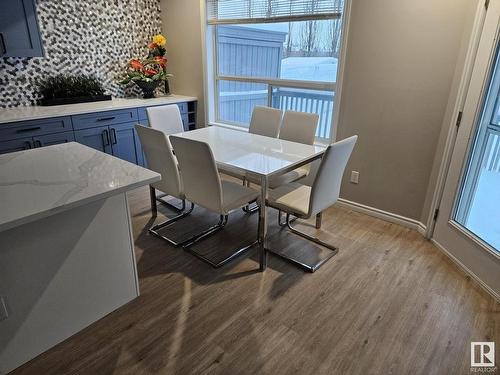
0,95,197,124
0,142,160,232
0,143,160,374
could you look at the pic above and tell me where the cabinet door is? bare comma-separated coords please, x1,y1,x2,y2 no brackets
109,123,144,166
0,137,33,154
74,126,112,154
0,0,44,57
33,131,75,148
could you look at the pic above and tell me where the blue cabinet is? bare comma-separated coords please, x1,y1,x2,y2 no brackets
0,100,196,164
0,0,44,57
0,137,34,154
75,123,144,166
74,126,113,155
34,131,75,148
110,123,144,166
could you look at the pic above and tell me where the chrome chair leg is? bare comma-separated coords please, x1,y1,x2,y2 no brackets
268,213,338,273
149,202,195,246
242,179,260,214
150,186,158,216
184,208,260,268
278,210,296,227
155,190,186,213
316,212,322,229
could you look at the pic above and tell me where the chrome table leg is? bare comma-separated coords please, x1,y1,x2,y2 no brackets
259,175,268,271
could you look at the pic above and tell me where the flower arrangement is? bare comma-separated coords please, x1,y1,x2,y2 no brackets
120,34,172,98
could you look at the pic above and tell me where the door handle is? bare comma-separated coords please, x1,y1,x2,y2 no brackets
16,126,41,133
97,116,116,122
110,128,117,144
102,129,110,147
0,33,6,55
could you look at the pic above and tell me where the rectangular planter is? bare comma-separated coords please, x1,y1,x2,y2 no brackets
39,95,112,106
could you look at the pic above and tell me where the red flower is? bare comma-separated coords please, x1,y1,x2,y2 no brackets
129,59,143,71
144,68,158,76
148,42,158,50
154,56,167,67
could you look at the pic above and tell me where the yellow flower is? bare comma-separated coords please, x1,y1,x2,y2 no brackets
152,34,166,47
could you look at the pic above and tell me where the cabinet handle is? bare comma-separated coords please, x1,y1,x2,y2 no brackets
0,33,5,55
24,141,33,149
102,130,110,147
16,126,41,133
110,128,117,144
97,116,116,122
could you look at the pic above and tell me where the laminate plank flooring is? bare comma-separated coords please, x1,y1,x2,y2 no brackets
11,186,499,375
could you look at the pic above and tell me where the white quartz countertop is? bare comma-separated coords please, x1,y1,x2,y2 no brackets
0,142,160,232
0,95,197,124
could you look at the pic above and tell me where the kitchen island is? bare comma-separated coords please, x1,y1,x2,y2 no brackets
0,142,160,374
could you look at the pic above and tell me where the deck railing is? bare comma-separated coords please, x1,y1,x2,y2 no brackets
219,87,335,140
272,88,334,139
484,126,500,172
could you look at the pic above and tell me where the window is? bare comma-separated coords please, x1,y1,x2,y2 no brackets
205,0,346,141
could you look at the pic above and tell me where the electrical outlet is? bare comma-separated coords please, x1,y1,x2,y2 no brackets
350,171,359,184
0,297,8,321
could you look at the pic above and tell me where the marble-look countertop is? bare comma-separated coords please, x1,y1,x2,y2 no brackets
0,95,197,124
0,142,160,232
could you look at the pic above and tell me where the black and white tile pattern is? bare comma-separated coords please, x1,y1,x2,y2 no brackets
0,0,162,108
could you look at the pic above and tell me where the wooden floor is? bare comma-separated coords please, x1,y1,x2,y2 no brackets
13,186,499,375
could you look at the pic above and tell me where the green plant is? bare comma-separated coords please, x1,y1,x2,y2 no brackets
37,74,105,99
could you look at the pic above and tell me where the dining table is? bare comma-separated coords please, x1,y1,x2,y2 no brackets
173,125,326,270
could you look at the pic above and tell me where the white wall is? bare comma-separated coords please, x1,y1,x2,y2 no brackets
336,0,472,221
160,0,206,127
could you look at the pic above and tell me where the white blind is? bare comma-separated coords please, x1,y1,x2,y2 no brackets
207,0,343,25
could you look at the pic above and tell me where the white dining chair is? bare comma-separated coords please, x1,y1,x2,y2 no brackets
146,104,184,134
249,106,283,138
135,124,194,246
170,135,261,268
266,135,358,272
146,104,185,209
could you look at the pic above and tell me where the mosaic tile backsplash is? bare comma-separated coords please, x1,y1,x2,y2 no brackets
0,0,162,108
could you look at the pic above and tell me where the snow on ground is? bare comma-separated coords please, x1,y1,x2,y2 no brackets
280,57,338,83
466,169,500,250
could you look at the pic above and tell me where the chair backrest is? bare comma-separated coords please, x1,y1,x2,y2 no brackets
308,135,358,217
147,105,184,134
248,106,283,138
135,124,183,199
279,110,319,145
170,136,224,213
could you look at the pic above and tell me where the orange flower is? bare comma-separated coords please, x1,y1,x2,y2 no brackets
148,42,158,50
144,68,158,76
154,56,167,67
129,59,143,70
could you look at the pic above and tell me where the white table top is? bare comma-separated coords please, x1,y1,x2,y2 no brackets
173,126,326,177
0,142,160,232
0,95,197,124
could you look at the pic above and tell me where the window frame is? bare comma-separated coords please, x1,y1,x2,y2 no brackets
202,0,351,143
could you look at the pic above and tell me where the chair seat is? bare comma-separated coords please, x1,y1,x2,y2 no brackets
247,167,309,189
267,182,311,218
221,180,259,214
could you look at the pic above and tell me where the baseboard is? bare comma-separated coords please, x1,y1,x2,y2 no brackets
336,198,427,235
431,238,500,302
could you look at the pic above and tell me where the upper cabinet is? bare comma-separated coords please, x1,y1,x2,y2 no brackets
0,0,44,58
